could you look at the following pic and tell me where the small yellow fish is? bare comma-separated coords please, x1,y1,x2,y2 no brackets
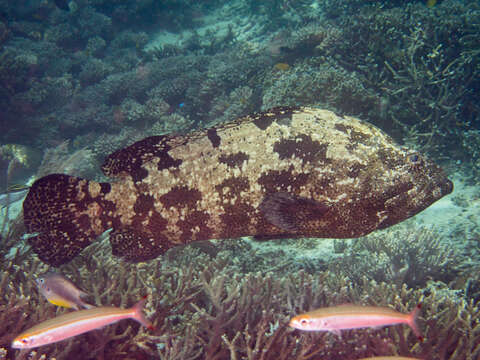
426,0,437,8
289,304,422,340
12,297,153,349
36,273,93,310
273,62,290,71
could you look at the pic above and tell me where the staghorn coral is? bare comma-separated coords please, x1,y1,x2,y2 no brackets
0,225,479,359
330,225,459,289
329,0,480,155
261,60,375,115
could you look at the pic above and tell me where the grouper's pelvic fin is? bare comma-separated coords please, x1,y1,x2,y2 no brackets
23,174,113,266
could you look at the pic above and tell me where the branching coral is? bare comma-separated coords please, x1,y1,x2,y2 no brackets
1,226,478,359
330,0,479,155
330,225,458,289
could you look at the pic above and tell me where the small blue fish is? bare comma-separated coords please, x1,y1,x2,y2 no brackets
36,273,94,310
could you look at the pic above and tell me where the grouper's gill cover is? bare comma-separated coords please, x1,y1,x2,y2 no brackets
23,107,453,266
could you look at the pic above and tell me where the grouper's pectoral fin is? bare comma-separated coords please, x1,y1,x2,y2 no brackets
23,174,113,266
259,192,329,232
109,228,171,262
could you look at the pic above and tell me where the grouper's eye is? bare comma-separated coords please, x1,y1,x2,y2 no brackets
406,153,424,167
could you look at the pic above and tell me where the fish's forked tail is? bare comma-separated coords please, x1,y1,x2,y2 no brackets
131,296,155,330
408,303,423,341
23,174,115,267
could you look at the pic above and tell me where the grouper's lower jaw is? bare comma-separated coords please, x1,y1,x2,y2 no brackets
389,176,453,230
440,178,454,197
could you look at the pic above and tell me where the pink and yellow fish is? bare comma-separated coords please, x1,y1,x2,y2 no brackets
289,304,422,340
12,297,153,349
36,272,94,310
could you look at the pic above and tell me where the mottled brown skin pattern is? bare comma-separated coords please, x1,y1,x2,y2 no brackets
23,107,453,266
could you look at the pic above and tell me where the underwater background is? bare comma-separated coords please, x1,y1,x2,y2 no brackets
0,0,479,359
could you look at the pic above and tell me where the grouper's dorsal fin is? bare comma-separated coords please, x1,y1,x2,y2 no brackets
102,135,187,180
101,107,301,180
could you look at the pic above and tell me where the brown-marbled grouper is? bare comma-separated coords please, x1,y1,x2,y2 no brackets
23,107,453,266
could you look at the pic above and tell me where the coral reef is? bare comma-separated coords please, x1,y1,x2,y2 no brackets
330,226,458,289
0,229,479,359
0,0,479,358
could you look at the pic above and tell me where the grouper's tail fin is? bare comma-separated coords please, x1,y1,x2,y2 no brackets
23,174,114,266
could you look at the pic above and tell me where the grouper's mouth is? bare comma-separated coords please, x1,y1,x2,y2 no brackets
377,173,453,230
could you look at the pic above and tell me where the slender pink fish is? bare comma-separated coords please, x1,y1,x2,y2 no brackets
289,304,422,340
12,297,153,349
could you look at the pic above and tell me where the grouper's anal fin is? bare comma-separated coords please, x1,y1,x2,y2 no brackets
109,228,171,262
23,174,114,266
101,135,186,181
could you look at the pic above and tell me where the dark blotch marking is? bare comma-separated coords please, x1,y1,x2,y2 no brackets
273,134,328,163
100,197,121,229
252,107,295,130
76,214,91,229
133,194,154,214
220,203,256,238
207,128,221,148
102,136,182,182
252,113,275,130
257,166,309,193
334,124,372,151
160,186,202,209
147,211,168,233
178,210,212,243
219,152,249,168
100,182,111,194
156,153,182,173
